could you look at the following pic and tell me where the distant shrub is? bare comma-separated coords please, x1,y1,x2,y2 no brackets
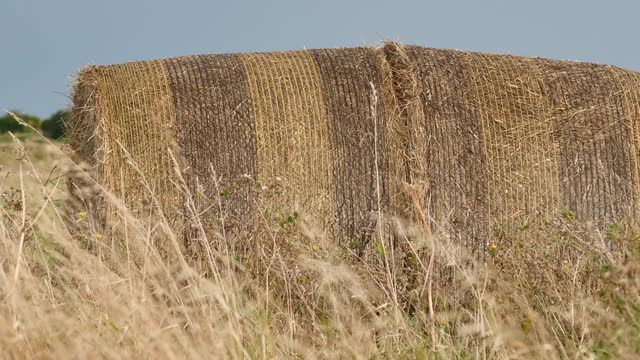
42,110,68,139
0,114,22,133
0,112,41,133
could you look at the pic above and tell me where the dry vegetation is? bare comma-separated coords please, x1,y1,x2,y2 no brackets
1,126,639,359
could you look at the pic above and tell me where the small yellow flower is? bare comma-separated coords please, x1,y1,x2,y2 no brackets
78,211,87,218
440,319,447,325
311,245,318,252
95,234,103,239
562,262,570,270
490,244,497,251
299,277,306,284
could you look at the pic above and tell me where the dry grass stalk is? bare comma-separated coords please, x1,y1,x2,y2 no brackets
0,115,639,358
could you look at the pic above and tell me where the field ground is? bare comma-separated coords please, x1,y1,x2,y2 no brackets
0,131,639,359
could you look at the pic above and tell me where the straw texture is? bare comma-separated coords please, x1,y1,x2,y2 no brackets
386,43,640,258
70,43,640,259
70,48,397,254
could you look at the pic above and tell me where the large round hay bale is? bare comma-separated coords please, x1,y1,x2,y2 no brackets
69,43,640,260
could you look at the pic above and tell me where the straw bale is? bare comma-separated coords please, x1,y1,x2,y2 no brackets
70,43,640,260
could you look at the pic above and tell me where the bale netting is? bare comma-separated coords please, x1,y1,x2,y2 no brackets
69,43,640,264
384,42,640,260
69,47,407,257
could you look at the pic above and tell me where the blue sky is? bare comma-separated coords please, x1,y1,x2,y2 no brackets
3,0,640,118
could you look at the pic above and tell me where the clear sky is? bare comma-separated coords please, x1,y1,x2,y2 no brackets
3,0,640,118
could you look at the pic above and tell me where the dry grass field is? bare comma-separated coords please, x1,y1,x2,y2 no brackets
1,128,639,359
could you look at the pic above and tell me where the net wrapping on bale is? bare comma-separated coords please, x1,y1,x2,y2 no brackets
383,43,640,259
70,47,403,257
70,43,640,260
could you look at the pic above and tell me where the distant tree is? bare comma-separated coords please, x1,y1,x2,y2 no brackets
0,114,22,133
0,111,41,133
42,110,68,139
22,113,42,129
